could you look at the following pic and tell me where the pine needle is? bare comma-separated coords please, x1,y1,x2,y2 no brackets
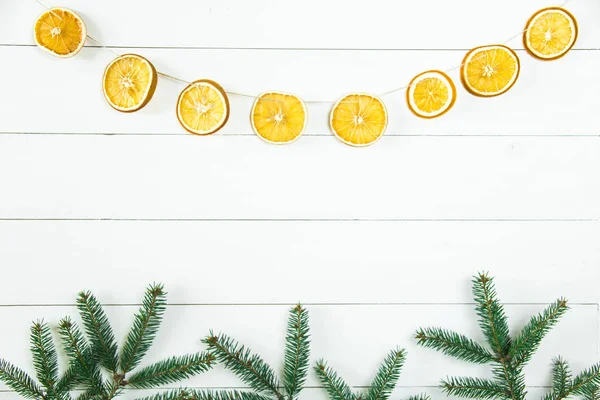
314,360,356,400
126,352,215,389
442,376,509,400
135,388,272,400
510,299,569,367
30,321,59,395
415,328,495,364
0,359,45,399
283,304,310,400
203,332,282,399
120,284,167,373
76,291,119,373
365,348,406,400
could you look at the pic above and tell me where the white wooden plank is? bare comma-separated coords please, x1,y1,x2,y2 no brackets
0,304,596,393
0,220,598,305
0,47,598,136
1,0,598,49
0,135,597,220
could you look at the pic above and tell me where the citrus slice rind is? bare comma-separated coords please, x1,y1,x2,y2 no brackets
330,93,388,147
407,70,456,119
102,54,157,113
524,7,578,61
176,80,230,135
251,92,307,144
460,45,520,97
34,7,87,58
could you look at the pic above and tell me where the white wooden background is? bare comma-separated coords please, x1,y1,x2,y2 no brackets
1,0,599,399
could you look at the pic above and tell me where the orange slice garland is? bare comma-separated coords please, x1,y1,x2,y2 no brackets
407,70,456,119
102,54,157,113
524,7,578,61
330,94,388,147
176,80,230,135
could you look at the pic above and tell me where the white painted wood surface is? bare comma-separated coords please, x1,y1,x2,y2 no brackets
0,0,598,399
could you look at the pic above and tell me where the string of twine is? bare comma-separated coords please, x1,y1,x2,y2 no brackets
34,0,574,105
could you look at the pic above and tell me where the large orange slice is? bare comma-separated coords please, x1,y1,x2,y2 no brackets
34,8,86,58
461,45,520,97
251,92,307,144
176,80,230,135
103,54,157,113
330,94,387,147
524,7,578,61
407,70,456,119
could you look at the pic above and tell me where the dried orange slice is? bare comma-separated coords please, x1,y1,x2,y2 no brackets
251,92,307,144
461,45,520,97
524,7,578,61
407,70,456,119
102,54,157,113
330,94,387,147
34,7,86,58
176,80,230,135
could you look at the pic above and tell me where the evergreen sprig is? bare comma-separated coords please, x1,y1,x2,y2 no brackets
64,283,213,400
199,304,310,400
416,272,599,400
0,321,75,400
315,348,421,400
136,388,271,400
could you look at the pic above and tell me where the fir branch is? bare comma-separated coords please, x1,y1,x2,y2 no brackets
406,395,431,400
472,273,511,357
570,364,600,397
365,348,406,400
135,389,271,400
510,299,569,367
283,304,310,400
415,328,495,364
58,317,105,396
126,352,215,389
120,284,167,373
442,376,509,400
544,357,572,400
203,333,282,399
472,273,521,400
30,321,59,394
0,359,45,399
76,291,119,373
314,360,356,400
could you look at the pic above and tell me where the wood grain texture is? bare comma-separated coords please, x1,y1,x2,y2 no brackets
0,220,597,305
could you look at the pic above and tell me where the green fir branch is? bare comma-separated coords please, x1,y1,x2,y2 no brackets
126,352,215,389
30,321,59,394
120,284,167,373
415,328,495,364
203,332,282,399
283,304,310,400
510,299,569,367
57,317,105,396
472,273,511,357
570,364,600,397
314,360,356,400
0,359,45,399
365,348,406,400
135,389,272,400
472,273,522,400
76,290,119,373
543,357,572,400
406,394,431,400
442,376,509,400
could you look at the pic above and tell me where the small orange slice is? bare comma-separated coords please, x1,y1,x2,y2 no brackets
177,80,230,135
251,92,307,144
330,94,387,147
461,45,520,97
524,7,578,61
407,70,456,119
103,54,157,113
34,8,86,58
